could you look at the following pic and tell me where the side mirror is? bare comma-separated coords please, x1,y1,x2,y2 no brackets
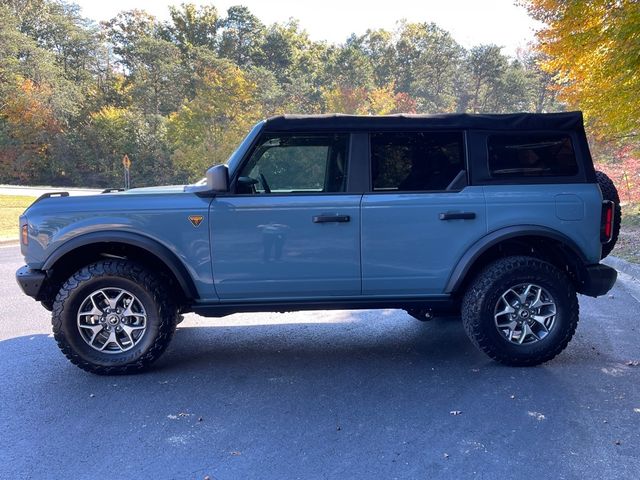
206,164,229,192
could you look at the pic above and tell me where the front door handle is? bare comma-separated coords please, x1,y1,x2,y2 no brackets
439,212,476,220
313,215,351,223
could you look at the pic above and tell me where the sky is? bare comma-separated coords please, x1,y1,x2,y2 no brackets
73,0,542,57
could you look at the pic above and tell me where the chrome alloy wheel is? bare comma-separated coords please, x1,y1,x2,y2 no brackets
76,288,147,353
494,283,557,345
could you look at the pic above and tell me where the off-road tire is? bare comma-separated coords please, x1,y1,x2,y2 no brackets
52,260,178,375
462,256,579,366
596,170,621,259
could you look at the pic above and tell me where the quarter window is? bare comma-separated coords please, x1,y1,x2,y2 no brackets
488,134,578,177
371,132,464,192
238,134,349,194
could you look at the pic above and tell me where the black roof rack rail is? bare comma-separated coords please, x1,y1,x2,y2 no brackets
33,191,69,204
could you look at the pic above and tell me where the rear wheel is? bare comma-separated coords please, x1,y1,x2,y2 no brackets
596,170,621,259
462,256,579,366
52,260,178,374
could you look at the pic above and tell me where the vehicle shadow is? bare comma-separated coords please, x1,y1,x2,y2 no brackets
160,312,475,372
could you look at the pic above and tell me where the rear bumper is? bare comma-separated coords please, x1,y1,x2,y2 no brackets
16,266,46,300
579,264,617,297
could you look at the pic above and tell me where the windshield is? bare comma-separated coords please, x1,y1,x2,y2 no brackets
192,120,265,185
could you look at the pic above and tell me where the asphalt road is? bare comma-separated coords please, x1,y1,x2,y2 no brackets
1,245,639,480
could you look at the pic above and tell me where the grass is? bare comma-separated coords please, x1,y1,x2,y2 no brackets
612,203,640,264
0,195,36,240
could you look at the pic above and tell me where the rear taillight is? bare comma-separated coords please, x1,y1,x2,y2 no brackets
601,200,614,244
21,224,28,246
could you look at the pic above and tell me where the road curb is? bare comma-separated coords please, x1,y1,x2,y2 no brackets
0,239,19,247
603,256,640,283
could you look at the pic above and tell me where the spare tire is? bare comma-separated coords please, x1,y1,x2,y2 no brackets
596,170,622,259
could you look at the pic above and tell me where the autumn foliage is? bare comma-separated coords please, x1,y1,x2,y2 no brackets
522,0,640,142
595,146,640,204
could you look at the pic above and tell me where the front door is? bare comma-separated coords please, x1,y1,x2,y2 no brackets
210,132,361,300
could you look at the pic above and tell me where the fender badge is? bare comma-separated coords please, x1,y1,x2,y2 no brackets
188,215,204,227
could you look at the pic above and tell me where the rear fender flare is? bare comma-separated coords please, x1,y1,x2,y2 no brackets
445,225,587,294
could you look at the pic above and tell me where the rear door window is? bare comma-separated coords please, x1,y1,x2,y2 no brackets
371,132,464,192
488,134,578,178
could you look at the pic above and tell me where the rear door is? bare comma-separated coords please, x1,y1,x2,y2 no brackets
361,131,487,296
210,132,362,300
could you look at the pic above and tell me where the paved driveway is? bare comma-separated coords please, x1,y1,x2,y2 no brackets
1,245,639,479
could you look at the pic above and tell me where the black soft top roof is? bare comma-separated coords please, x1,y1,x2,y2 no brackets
263,111,585,132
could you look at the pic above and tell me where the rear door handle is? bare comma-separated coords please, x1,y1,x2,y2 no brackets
439,212,476,220
313,215,351,223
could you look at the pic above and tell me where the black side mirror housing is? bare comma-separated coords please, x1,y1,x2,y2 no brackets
206,165,229,192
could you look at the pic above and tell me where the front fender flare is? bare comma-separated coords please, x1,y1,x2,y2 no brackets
41,231,199,299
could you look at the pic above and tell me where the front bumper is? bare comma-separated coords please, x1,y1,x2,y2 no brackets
579,264,617,297
16,266,46,300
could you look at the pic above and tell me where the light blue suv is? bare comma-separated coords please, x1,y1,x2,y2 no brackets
16,112,620,374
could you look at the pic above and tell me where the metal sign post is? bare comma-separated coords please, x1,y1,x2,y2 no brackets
122,154,131,190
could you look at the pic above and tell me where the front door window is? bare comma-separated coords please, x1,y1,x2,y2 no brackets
237,134,349,194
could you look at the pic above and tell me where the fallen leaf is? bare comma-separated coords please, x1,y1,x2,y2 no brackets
527,411,546,421
443,453,449,459
89,394,95,398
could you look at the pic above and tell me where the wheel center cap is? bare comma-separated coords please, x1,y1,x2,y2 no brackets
519,309,530,319
107,314,120,325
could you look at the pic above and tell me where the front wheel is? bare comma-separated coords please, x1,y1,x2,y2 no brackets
462,256,579,366
51,260,178,374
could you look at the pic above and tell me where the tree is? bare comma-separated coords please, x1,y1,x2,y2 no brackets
395,22,463,112
518,49,561,113
325,42,375,89
161,3,219,56
127,36,186,116
75,106,173,187
218,6,265,67
522,0,640,140
167,63,263,181
464,45,508,113
322,82,416,115
102,10,157,72
352,29,396,87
